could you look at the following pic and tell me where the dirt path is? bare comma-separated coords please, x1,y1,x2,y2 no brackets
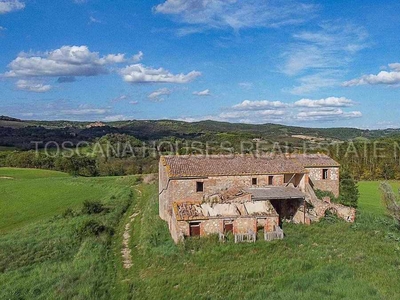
121,188,142,269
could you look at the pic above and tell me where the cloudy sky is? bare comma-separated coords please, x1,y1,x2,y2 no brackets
0,0,399,128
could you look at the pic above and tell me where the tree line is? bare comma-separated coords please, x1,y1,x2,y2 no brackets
1,134,400,180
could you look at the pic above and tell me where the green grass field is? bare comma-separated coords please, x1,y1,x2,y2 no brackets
1,169,400,299
0,167,68,179
0,169,137,299
358,181,399,215
115,182,400,300
0,168,131,232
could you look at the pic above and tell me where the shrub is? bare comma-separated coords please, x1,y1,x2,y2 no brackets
82,200,105,214
62,208,76,218
315,189,337,201
380,181,400,225
77,219,107,237
338,170,359,208
322,209,341,224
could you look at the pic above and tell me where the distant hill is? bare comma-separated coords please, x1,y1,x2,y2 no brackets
0,117,399,149
0,116,32,129
0,116,22,122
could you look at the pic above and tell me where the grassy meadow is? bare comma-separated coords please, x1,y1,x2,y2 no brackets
117,182,400,300
0,168,127,232
1,168,400,299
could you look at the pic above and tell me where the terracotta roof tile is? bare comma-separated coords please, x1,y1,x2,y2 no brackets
290,154,340,167
162,154,339,178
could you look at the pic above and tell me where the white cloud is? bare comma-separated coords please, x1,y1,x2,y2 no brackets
193,89,211,96
219,109,285,120
148,88,172,101
343,63,400,86
294,97,355,108
111,95,129,102
61,108,109,115
4,100,122,121
288,71,341,95
4,45,142,91
283,24,368,75
119,64,201,84
102,53,126,64
103,115,127,121
238,82,253,90
296,109,362,121
389,63,400,72
0,26,6,31
232,100,288,110
179,95,362,123
282,23,368,94
0,0,25,14
5,45,128,78
89,16,101,24
132,51,143,63
154,0,317,33
16,79,52,93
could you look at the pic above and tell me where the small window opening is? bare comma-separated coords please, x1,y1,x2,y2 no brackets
322,169,328,180
268,176,273,185
252,178,257,185
196,181,204,192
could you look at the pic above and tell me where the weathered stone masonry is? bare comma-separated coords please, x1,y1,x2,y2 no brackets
159,154,353,243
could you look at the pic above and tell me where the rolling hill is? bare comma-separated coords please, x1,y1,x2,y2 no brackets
0,116,400,150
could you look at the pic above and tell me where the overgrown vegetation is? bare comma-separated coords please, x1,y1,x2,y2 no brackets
81,200,106,214
315,170,359,208
2,170,400,299
0,170,136,299
338,170,359,207
116,182,400,299
315,189,337,201
380,181,400,225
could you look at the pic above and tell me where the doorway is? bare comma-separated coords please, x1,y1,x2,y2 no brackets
189,222,201,236
223,221,233,234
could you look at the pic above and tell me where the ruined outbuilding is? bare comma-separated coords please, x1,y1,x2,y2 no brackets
159,154,355,243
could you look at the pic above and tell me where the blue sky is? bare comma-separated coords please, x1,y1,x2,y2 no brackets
0,0,399,128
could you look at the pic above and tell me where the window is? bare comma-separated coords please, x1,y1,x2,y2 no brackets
322,169,328,180
268,176,273,185
196,181,204,192
252,178,257,185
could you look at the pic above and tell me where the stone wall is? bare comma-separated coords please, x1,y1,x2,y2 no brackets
160,170,307,220
201,219,223,235
264,216,279,232
233,218,257,234
169,211,188,243
307,167,339,197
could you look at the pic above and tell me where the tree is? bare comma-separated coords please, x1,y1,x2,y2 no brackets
338,170,359,208
380,182,400,224
55,155,97,177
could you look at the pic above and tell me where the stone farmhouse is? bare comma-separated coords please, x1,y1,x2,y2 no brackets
159,154,355,243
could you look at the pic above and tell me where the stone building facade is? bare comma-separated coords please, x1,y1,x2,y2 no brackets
159,154,347,243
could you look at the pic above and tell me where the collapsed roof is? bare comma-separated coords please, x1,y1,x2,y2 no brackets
173,186,305,221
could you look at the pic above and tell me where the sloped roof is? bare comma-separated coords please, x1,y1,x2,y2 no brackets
290,154,340,168
246,186,306,200
161,154,338,178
